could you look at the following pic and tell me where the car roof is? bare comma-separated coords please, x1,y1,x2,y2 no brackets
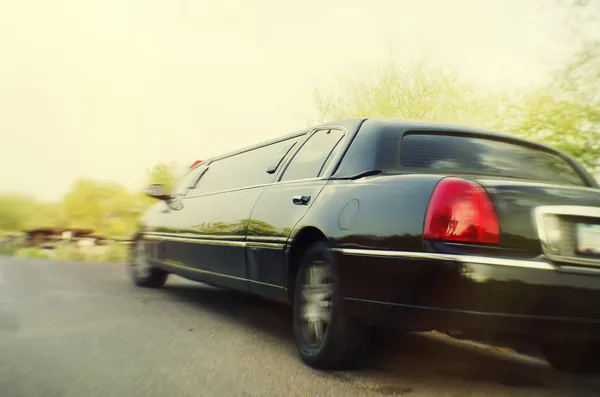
325,117,547,149
190,117,597,188
326,118,597,187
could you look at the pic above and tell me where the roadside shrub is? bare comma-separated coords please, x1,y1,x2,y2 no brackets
0,243,20,256
101,243,130,263
54,245,88,262
13,247,52,259
53,243,130,263
7,241,131,264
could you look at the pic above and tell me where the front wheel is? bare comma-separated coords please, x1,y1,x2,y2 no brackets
292,241,370,370
129,239,169,288
541,340,600,374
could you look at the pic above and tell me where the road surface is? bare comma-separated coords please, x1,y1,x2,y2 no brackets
1,257,600,397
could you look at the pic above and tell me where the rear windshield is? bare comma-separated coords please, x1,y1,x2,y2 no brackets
399,133,586,186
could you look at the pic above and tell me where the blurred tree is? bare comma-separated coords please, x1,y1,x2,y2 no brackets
498,0,599,173
26,201,68,230
146,161,180,193
62,179,139,237
0,194,35,231
0,194,66,232
137,161,184,210
1,162,185,238
313,60,504,129
314,55,598,174
498,69,599,171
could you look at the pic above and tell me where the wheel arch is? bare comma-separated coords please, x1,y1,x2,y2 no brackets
286,226,328,302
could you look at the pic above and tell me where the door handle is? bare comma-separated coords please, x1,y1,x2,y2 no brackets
293,195,311,205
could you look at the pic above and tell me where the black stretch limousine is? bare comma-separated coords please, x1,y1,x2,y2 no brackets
131,118,600,373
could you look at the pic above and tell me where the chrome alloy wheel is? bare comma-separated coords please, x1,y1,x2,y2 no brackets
300,262,333,346
132,241,151,278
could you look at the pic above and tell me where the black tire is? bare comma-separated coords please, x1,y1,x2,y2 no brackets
541,340,600,375
129,239,169,288
292,241,370,370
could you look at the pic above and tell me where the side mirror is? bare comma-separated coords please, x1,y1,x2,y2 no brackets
146,184,172,201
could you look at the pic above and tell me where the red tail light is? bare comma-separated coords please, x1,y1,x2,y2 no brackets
424,178,500,244
189,160,203,169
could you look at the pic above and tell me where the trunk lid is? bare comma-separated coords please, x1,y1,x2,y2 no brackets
477,178,600,261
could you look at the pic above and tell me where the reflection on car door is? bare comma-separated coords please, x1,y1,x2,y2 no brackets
246,129,347,300
146,164,206,266
164,136,304,291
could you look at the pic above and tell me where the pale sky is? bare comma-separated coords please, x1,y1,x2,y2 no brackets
0,0,582,200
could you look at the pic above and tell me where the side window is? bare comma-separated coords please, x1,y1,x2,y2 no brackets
267,141,297,174
318,137,345,177
281,129,345,182
191,137,300,195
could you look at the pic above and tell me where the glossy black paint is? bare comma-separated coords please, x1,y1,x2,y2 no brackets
294,174,442,252
478,179,600,255
335,119,599,188
139,117,600,341
337,254,600,339
246,179,329,300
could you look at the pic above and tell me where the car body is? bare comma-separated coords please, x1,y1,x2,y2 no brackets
131,118,600,373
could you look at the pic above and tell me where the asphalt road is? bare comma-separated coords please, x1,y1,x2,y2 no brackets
1,258,600,397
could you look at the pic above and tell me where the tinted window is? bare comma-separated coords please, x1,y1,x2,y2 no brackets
192,137,300,195
400,133,585,186
281,129,345,181
267,141,297,174
318,138,345,177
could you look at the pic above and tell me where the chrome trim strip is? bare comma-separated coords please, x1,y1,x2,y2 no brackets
535,205,600,219
144,232,245,241
246,236,288,243
247,242,286,250
178,233,245,241
160,260,284,289
143,233,287,248
142,233,165,241
183,183,268,199
331,248,555,270
145,235,246,247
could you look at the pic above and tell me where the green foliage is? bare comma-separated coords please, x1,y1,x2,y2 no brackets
100,243,130,264
0,243,20,256
0,160,186,245
54,245,87,262
53,243,130,263
315,55,599,174
61,179,144,238
55,161,183,240
11,243,130,263
0,194,34,231
0,194,65,232
497,42,600,172
14,247,52,259
314,60,503,130
146,161,180,193
498,89,599,171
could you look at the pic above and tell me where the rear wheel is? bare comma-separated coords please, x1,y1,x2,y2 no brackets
541,340,600,374
129,239,169,288
292,241,370,369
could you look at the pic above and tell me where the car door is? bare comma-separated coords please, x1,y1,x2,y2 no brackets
164,136,305,291
144,164,207,264
246,128,347,300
